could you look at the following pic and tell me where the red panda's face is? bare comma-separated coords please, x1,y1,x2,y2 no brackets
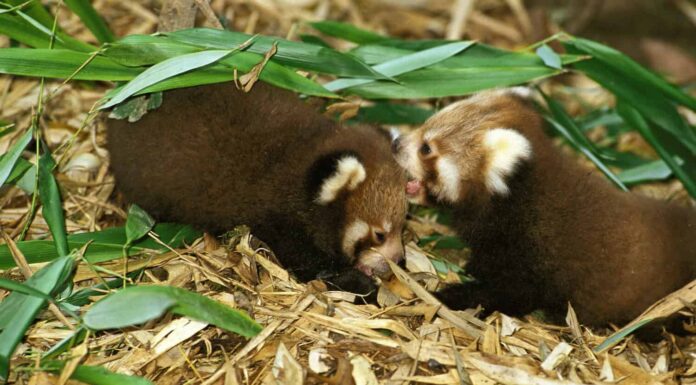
391,89,534,205
314,155,407,278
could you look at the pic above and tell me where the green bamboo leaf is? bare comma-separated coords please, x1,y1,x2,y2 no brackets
309,20,389,44
535,44,562,69
100,49,236,109
566,37,696,110
345,66,558,99
69,365,154,385
593,318,653,353
351,102,434,125
165,28,386,79
125,204,155,245
564,40,696,154
65,0,115,43
0,223,202,269
38,151,69,257
0,255,75,382
4,0,55,29
42,327,88,360
104,35,200,66
618,158,680,185
0,13,95,52
41,362,154,385
84,286,262,338
616,102,696,197
544,115,628,191
0,278,55,301
0,48,141,80
0,129,32,188
130,52,336,99
325,41,474,91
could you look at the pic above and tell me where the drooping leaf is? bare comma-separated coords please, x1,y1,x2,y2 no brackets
84,286,262,338
351,102,434,125
103,34,200,67
616,102,696,197
38,151,69,257
564,38,696,155
541,91,628,190
64,0,115,43
0,255,75,382
0,13,95,52
41,362,154,385
125,204,155,245
0,129,32,188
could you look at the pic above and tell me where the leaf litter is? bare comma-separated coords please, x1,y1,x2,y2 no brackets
1,0,695,384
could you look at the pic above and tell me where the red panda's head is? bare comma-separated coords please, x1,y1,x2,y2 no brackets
391,88,535,206
311,151,407,278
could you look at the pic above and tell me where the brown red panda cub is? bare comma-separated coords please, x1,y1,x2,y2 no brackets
392,89,696,325
106,82,407,295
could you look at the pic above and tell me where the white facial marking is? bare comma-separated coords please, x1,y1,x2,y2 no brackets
483,128,532,195
435,157,461,202
396,136,426,180
382,220,392,233
316,156,366,204
342,219,369,257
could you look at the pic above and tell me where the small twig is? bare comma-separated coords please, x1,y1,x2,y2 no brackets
446,0,475,40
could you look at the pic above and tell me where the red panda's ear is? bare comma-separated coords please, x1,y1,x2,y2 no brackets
308,153,367,205
482,128,532,195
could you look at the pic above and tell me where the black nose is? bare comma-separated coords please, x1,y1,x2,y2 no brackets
391,137,401,154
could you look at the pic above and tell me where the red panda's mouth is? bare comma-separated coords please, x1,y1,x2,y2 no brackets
406,179,423,197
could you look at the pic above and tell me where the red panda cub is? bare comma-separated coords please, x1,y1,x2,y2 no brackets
391,89,696,325
106,82,407,295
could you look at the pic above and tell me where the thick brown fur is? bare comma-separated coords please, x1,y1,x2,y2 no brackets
106,82,407,295
393,89,696,325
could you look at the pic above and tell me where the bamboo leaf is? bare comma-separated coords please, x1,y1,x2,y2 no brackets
309,21,389,44
0,13,95,52
535,44,562,69
38,151,69,257
564,39,696,154
103,35,200,67
0,223,201,270
565,36,696,110
0,278,55,301
65,0,115,43
344,66,558,99
84,286,262,338
616,102,696,197
69,365,154,385
0,255,75,382
165,28,386,78
618,158,680,185
125,204,155,245
0,129,32,188
0,48,141,80
4,0,55,29
325,41,474,91
100,49,236,109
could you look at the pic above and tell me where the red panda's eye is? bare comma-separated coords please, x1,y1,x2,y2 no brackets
420,142,432,156
374,231,386,244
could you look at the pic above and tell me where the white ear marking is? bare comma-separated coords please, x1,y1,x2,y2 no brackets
483,128,532,195
342,219,369,257
436,157,461,202
316,156,366,204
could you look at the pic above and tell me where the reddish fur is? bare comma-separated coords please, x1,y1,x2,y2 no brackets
397,92,696,325
106,82,406,295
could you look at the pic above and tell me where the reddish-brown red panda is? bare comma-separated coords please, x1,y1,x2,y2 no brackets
106,82,407,295
392,88,696,325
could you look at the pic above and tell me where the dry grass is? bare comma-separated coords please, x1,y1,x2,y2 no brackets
1,1,695,384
